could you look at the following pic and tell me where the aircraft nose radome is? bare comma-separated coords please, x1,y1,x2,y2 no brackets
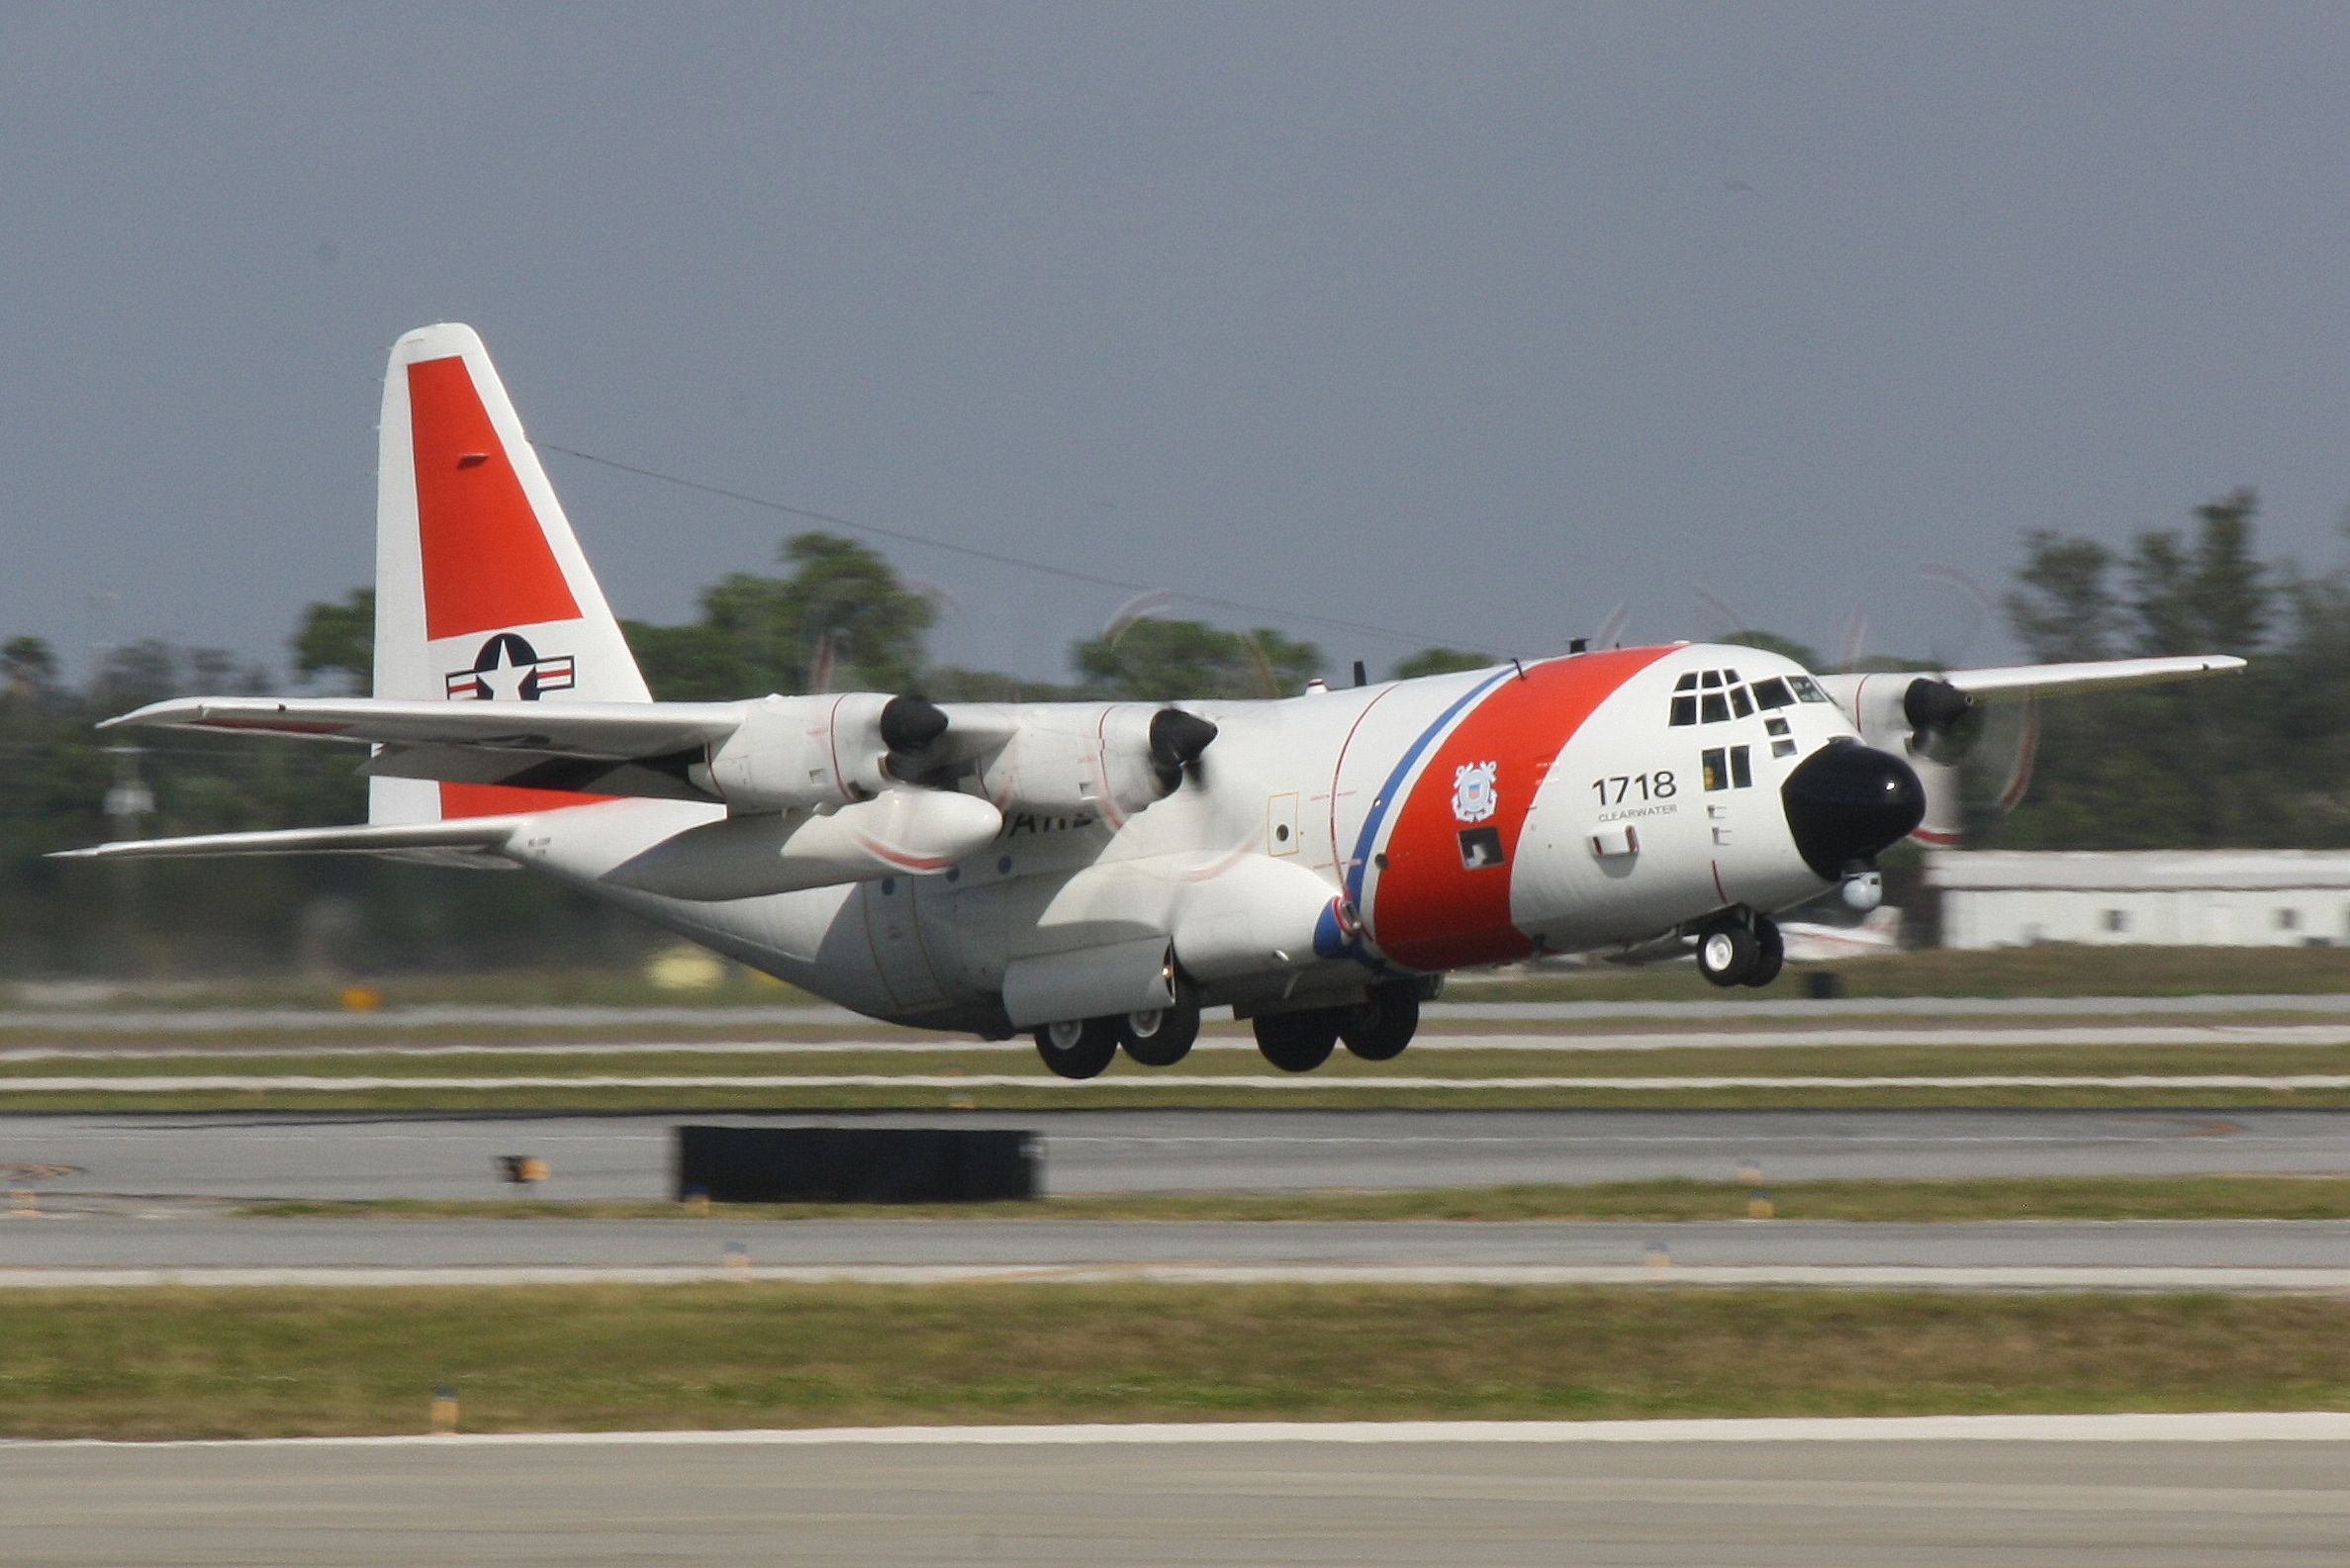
1779,742,1927,880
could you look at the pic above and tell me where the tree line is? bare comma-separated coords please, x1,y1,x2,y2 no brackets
1,493,2340,976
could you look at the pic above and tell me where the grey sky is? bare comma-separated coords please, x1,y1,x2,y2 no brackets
5,4,2347,691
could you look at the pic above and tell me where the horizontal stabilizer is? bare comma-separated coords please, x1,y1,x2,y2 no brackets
51,817,526,864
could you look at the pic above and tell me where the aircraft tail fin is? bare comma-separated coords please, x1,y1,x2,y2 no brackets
371,324,649,824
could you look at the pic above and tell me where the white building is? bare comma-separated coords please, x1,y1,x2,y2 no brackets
1929,850,2350,949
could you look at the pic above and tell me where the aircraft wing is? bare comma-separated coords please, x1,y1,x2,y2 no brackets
98,695,751,805
1936,654,2246,700
100,696,743,754
50,816,526,865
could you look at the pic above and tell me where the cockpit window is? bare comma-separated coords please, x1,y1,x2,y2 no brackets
1670,667,1784,726
1788,675,1832,703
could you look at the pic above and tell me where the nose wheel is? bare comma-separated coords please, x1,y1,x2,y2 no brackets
1697,914,1784,989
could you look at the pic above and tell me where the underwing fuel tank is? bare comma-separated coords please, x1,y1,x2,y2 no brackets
604,789,1003,901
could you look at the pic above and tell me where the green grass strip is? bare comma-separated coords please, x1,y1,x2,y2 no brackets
236,1175,2350,1224
4,1282,2348,1439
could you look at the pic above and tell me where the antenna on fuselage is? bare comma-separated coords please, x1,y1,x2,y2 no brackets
1352,659,1367,688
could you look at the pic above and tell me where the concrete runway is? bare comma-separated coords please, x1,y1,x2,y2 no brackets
6,1216,2350,1293
3,1108,2346,1201
7,1422,2348,1566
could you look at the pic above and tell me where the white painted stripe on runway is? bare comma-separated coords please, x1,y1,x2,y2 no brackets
10,1411,2349,1449
7,1023,2350,1061
7,1263,2350,1290
7,1073,2350,1091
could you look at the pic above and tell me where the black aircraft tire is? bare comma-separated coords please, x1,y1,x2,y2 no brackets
1741,918,1786,988
1254,1010,1340,1073
1696,921,1758,988
1035,1017,1120,1079
1340,982,1420,1061
1119,998,1201,1066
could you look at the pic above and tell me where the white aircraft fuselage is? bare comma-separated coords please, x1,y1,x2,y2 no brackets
507,644,1884,1036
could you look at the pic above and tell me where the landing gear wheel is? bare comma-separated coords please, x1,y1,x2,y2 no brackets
1253,1009,1340,1073
1035,1017,1119,1079
1740,918,1785,989
1696,921,1759,988
1340,981,1420,1061
1118,994,1201,1066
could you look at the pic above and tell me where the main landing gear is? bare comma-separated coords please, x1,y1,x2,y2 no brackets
1036,977,1427,1078
1034,982,1205,1079
1695,913,1784,989
1253,978,1423,1072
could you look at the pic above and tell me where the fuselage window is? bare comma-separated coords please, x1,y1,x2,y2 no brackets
1752,678,1795,709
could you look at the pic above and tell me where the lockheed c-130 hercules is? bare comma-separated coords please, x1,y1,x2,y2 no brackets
63,325,2245,1078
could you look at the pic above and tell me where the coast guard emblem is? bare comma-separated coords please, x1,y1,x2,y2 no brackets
1452,760,1499,824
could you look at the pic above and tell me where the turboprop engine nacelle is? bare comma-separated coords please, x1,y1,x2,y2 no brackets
976,705,1217,826
1821,671,1975,764
701,692,948,812
604,787,1004,901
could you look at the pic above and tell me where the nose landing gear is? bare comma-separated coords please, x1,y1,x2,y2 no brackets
1696,913,1784,989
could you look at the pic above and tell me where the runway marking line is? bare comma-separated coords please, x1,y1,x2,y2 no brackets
8,1263,2350,1291
10,1073,2350,1091
8,1412,2349,1449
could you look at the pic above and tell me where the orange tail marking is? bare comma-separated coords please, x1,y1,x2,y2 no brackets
408,356,580,642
